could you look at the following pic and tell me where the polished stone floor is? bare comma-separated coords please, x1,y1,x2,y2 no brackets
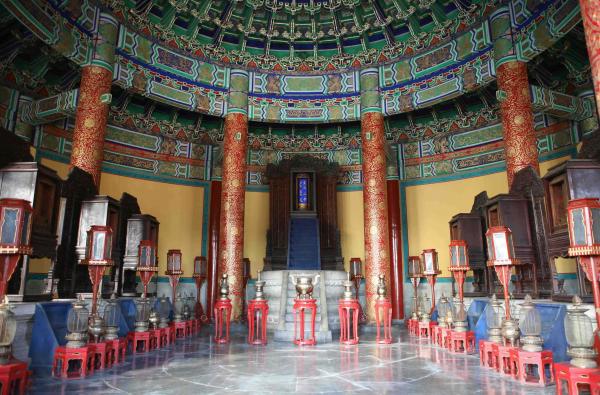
31,327,555,394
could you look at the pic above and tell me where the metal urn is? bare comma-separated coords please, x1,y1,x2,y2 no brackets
103,294,121,341
88,315,105,343
157,295,171,328
376,274,387,300
134,298,151,332
565,296,598,368
220,274,230,300
254,272,266,300
0,299,16,364
519,295,543,352
289,274,320,299
419,297,431,323
501,318,520,347
342,273,354,300
486,295,504,344
453,301,468,332
65,296,89,348
148,309,160,329
173,293,184,322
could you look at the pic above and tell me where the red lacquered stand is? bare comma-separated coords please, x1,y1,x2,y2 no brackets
90,341,113,370
52,345,95,379
407,318,419,336
248,299,269,345
449,330,475,354
338,299,360,345
127,331,150,354
185,320,193,337
293,298,317,346
492,343,517,375
149,329,161,350
374,298,392,344
171,321,187,339
0,360,30,394
418,321,436,339
509,348,554,386
159,327,172,347
479,340,498,369
107,339,126,364
214,298,232,344
555,362,600,394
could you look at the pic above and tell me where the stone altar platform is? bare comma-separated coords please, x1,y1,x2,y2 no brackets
260,270,348,343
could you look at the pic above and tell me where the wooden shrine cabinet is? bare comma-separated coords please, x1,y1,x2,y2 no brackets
72,196,121,295
121,214,159,296
484,194,539,297
449,213,488,296
0,162,62,301
543,159,600,301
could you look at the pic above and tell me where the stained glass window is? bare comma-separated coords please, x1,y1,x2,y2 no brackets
298,178,308,209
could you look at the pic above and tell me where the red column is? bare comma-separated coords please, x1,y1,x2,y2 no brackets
387,179,403,320
579,0,600,117
361,111,391,322
70,66,112,186
206,180,221,322
496,61,539,187
218,113,248,321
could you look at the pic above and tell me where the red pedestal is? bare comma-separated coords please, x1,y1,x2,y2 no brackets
479,340,498,369
0,360,29,394
374,298,392,344
449,331,475,354
90,341,113,370
338,299,360,345
492,343,517,375
159,327,171,347
127,331,151,354
171,321,187,339
214,298,232,344
107,339,126,364
418,321,434,338
555,362,600,394
149,329,161,350
248,299,269,345
407,318,419,336
509,348,554,386
185,320,193,337
52,345,95,379
293,298,317,346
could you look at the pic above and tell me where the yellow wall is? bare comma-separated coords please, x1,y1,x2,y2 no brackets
38,158,205,276
243,191,269,277
337,190,365,271
404,155,575,277
405,171,509,277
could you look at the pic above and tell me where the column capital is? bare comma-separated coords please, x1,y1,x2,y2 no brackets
490,5,518,69
87,12,118,73
360,67,382,115
227,69,250,116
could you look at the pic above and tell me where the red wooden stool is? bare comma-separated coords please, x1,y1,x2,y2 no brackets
159,327,171,347
185,320,193,336
418,321,432,338
555,362,600,394
492,343,516,375
0,360,29,394
91,341,113,370
127,331,151,353
171,321,187,339
52,345,95,379
214,298,232,344
248,299,269,345
338,299,360,345
509,349,554,385
479,340,498,369
408,318,419,336
293,298,317,346
149,329,161,350
432,325,441,345
374,298,393,344
108,339,126,364
449,331,476,354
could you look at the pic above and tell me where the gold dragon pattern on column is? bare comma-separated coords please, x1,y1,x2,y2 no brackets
579,0,600,117
360,68,391,322
218,70,249,321
491,6,539,187
70,13,118,186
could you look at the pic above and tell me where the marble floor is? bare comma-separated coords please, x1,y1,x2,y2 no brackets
31,327,556,395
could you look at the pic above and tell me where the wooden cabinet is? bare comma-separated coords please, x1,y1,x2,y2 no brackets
449,213,488,296
543,159,600,301
0,162,62,300
485,194,538,296
121,214,159,295
73,196,121,295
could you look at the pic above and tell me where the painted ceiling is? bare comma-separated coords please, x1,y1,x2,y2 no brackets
105,0,492,72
